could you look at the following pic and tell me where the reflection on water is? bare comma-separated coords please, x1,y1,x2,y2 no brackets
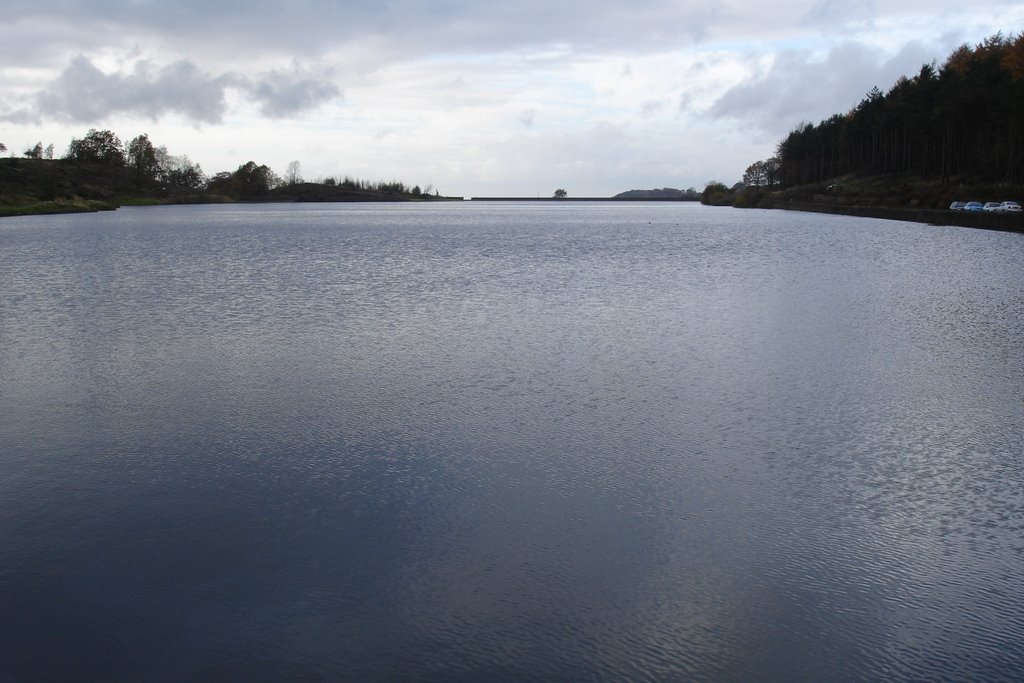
1,202,1022,680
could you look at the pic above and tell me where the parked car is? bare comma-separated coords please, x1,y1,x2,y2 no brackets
983,202,1003,212
999,201,1022,212
949,201,967,211
964,201,984,212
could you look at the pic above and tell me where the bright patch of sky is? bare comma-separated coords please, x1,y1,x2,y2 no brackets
0,1,1020,195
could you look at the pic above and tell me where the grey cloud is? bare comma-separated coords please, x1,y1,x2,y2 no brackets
640,100,666,117
802,0,877,25
519,109,537,126
248,68,341,118
0,0,1008,78
0,107,40,125
678,92,696,112
1,0,722,68
17,56,340,124
34,56,236,123
708,40,940,134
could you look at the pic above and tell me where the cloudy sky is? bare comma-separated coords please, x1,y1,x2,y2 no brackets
1,1,1020,196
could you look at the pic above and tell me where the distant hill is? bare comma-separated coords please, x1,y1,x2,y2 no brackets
612,187,699,200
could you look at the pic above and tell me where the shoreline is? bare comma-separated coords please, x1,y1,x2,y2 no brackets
756,200,1024,233
4,196,1023,234
0,195,457,218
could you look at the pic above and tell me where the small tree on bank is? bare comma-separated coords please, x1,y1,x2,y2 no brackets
742,157,781,187
66,129,125,165
700,181,731,206
285,160,303,185
127,134,158,187
206,161,280,197
553,188,568,199
155,146,205,193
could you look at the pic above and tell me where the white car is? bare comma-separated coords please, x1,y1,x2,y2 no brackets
982,202,1002,212
999,201,1022,212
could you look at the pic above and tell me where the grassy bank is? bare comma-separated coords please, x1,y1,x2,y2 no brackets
729,175,1024,232
0,196,120,217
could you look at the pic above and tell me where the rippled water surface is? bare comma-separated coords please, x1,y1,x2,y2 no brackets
2,202,1022,681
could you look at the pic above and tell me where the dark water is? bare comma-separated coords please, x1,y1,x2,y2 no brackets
1,202,1022,681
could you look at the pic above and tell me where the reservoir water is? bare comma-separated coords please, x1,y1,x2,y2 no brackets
1,202,1022,681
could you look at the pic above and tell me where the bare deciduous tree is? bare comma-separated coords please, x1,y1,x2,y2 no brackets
285,160,303,185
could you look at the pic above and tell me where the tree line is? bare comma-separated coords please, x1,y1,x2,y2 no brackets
3,128,434,200
58,128,207,193
744,31,1024,188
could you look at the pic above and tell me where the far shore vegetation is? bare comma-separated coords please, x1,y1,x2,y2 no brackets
0,130,451,217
